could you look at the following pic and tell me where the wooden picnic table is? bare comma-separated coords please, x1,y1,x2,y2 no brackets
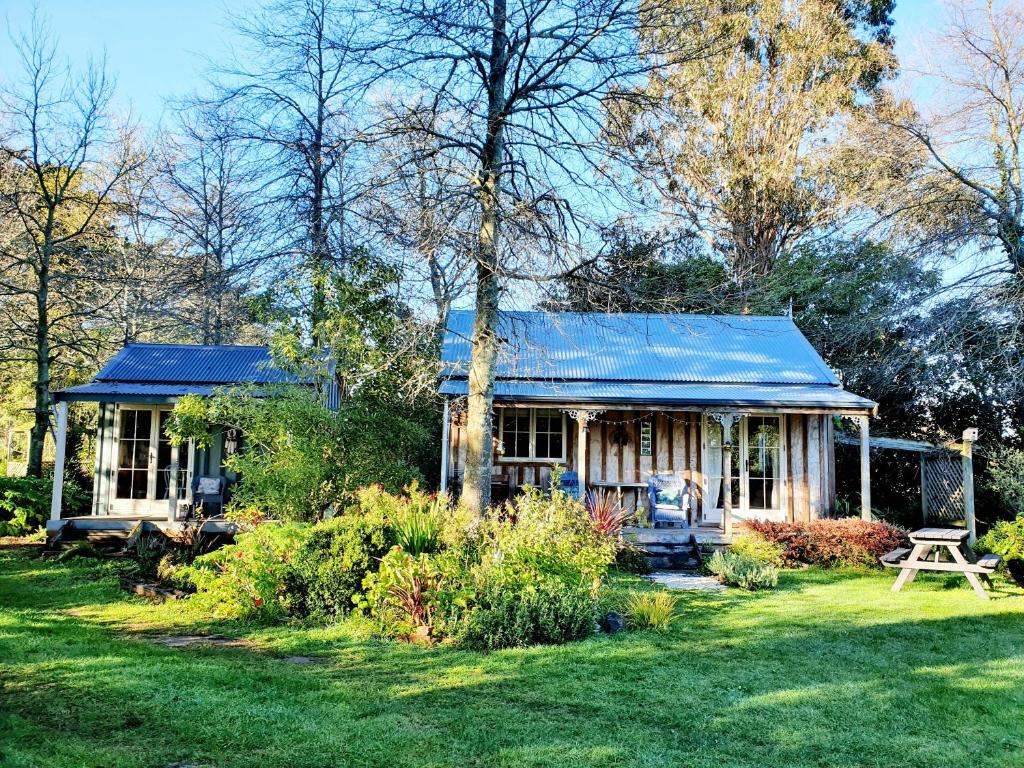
882,527,1000,599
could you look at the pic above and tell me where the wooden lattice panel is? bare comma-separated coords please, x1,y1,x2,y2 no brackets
923,451,965,523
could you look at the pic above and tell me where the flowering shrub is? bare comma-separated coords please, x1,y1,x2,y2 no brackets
0,477,87,536
740,518,907,568
183,523,310,621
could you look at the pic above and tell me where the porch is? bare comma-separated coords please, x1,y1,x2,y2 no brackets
442,404,875,532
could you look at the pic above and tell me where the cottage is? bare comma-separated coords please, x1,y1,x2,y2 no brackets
46,343,330,538
440,311,877,534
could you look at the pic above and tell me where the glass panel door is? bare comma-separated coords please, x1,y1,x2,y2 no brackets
746,416,782,514
156,411,189,500
116,409,153,500
704,417,740,523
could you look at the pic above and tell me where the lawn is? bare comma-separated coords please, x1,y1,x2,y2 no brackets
1,545,1023,768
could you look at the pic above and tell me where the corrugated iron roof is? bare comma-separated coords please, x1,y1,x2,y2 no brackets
442,310,841,385
95,344,296,385
441,311,875,412
56,382,222,402
439,379,875,412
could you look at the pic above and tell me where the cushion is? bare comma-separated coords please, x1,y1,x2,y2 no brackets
195,476,222,496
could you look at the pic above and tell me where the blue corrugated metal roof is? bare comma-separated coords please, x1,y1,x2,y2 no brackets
439,379,875,411
55,382,221,403
442,310,840,385
441,311,875,412
95,344,296,385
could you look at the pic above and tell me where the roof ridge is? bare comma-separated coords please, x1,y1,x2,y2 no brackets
448,308,794,322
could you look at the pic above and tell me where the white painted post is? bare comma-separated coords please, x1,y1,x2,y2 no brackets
859,415,871,521
49,401,69,522
168,457,180,523
723,442,734,537
962,428,978,545
440,400,451,494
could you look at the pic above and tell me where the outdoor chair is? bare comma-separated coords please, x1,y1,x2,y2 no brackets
191,475,227,518
554,470,580,497
647,473,690,528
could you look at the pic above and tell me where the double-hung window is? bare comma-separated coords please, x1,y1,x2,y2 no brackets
498,408,566,462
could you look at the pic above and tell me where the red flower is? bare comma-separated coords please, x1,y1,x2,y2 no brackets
236,551,245,559
254,597,263,607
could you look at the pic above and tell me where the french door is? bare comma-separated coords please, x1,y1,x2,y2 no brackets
702,414,787,524
111,407,190,514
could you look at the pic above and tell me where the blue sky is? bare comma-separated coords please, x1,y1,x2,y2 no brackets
1,0,943,128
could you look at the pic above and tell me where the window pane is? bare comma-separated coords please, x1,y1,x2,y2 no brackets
548,433,563,459
536,433,549,458
133,470,148,499
136,410,152,439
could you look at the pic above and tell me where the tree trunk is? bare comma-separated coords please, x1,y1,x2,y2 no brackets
459,0,508,515
27,234,52,478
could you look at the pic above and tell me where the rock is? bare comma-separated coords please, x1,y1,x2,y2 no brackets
600,611,626,634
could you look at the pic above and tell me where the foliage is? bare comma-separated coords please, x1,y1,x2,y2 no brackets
388,485,445,556
625,591,680,632
740,519,907,568
360,547,446,641
0,476,86,536
977,517,1024,587
166,386,429,521
286,511,394,621
183,523,310,621
984,449,1024,519
707,551,779,591
481,487,618,589
455,565,597,650
586,490,634,542
729,532,785,566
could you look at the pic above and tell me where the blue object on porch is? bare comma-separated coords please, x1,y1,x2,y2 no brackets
647,473,690,528
556,470,580,497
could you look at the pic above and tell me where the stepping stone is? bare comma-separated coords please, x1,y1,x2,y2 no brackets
281,655,327,665
147,634,250,649
646,572,726,592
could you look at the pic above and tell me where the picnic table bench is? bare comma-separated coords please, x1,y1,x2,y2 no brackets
882,528,1000,599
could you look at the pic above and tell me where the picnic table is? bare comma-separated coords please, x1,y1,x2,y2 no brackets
882,527,1000,599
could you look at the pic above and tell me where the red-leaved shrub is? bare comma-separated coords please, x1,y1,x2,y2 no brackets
740,519,907,568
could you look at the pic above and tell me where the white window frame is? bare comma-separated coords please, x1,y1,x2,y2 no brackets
700,412,788,525
110,405,189,515
497,407,567,463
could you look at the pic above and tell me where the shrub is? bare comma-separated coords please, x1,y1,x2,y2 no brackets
985,448,1024,518
586,490,634,541
287,512,393,620
977,517,1024,587
729,531,784,566
482,486,617,588
455,566,597,650
625,591,680,632
707,551,779,590
165,388,429,521
740,518,906,568
0,476,87,536
184,523,310,621
360,547,448,641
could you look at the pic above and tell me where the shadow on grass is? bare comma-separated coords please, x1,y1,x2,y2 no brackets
2,546,1023,768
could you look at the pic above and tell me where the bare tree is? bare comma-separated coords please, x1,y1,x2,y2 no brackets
151,101,273,344
0,13,139,477
362,106,476,335
214,0,366,343
877,0,1024,280
335,0,711,513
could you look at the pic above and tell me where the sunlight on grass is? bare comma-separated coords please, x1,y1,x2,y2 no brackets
2,546,1023,768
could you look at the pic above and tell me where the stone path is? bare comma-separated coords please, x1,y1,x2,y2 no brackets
646,572,727,592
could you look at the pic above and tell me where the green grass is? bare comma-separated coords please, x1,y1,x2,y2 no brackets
2,545,1023,768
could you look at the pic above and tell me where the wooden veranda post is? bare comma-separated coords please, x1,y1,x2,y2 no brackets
49,400,68,522
723,441,734,537
962,428,978,545
859,415,871,521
